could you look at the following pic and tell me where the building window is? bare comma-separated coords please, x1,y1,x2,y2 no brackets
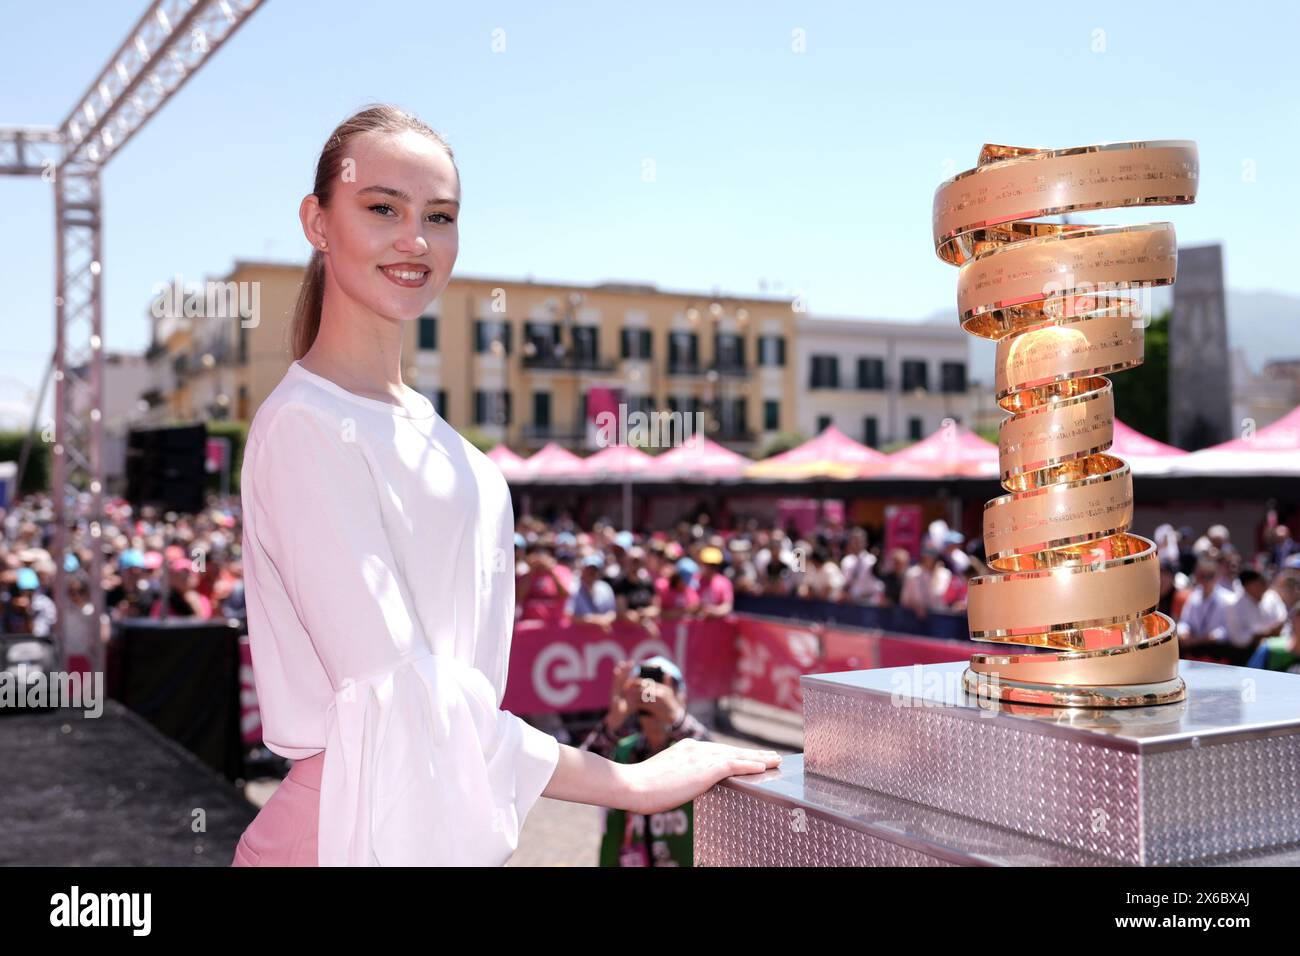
665,395,703,444
863,416,879,448
816,414,832,433
940,361,967,393
621,328,652,360
719,396,747,437
714,332,745,369
908,416,923,441
474,319,511,355
668,331,699,372
474,390,511,425
764,399,780,431
857,357,885,390
436,390,447,418
418,315,438,351
572,326,599,364
524,321,561,361
533,391,551,429
901,359,929,392
758,335,786,367
809,355,839,389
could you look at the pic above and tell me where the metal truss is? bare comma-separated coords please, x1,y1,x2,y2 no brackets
0,0,265,666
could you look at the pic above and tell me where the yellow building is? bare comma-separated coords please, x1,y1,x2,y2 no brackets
155,260,800,454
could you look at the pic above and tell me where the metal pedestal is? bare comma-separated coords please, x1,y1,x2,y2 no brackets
697,661,1300,866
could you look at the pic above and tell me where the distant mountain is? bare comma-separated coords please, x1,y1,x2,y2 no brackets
1224,290,1300,373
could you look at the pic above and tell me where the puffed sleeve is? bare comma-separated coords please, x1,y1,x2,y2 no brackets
243,402,559,865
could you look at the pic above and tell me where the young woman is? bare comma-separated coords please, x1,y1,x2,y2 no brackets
232,105,779,867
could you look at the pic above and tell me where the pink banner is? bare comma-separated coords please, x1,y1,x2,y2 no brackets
884,504,924,560
502,616,738,714
239,634,262,746
733,616,826,712
238,613,971,742
732,616,971,713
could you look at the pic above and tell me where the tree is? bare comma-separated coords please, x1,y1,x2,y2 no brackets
1109,308,1170,443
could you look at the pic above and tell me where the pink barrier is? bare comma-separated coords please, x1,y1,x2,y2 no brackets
238,634,262,746
734,616,971,714
502,616,737,714
237,613,973,743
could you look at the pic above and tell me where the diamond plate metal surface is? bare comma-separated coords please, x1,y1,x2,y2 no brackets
696,780,955,867
1143,734,1300,864
696,755,1300,867
696,755,1114,866
796,661,1300,864
804,681,1145,861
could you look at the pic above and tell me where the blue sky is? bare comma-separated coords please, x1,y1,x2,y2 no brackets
2,0,1296,422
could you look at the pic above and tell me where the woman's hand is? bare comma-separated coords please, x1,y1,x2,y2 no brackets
620,738,782,815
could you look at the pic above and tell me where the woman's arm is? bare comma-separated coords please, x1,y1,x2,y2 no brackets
542,736,781,815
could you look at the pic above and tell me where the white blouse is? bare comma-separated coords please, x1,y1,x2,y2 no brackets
240,359,560,865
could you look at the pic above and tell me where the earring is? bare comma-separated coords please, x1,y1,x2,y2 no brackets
319,240,328,250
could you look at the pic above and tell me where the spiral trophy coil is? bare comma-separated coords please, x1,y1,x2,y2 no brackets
932,140,1199,707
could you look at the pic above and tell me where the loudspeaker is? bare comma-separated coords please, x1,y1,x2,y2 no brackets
124,424,207,514
110,618,245,780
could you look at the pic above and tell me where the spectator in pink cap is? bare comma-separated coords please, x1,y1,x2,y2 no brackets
150,556,212,619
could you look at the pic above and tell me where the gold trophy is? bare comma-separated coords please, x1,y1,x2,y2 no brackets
932,141,1198,707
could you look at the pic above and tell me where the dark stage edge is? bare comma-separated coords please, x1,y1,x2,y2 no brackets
0,700,258,866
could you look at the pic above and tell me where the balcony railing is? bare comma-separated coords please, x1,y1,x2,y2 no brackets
713,426,758,443
706,361,750,379
520,422,587,442
521,352,617,373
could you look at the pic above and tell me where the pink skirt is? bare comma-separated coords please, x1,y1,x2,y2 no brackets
231,752,324,867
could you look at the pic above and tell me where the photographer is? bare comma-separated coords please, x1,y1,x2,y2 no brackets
579,656,710,866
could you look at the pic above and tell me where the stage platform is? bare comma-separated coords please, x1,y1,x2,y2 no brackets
0,700,258,866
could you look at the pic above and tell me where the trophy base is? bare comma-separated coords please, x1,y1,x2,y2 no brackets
698,661,1300,865
962,666,1187,708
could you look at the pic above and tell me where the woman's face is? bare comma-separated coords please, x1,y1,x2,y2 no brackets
301,128,460,323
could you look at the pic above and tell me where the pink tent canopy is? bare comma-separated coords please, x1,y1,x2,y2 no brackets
1108,419,1188,477
1196,404,1300,454
516,441,587,483
745,424,889,480
1110,420,1188,458
882,423,998,478
579,442,656,481
1173,404,1300,476
485,443,527,480
651,433,753,481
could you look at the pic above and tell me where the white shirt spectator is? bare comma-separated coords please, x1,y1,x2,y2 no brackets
1227,588,1288,649
802,561,846,601
1177,584,1237,643
901,563,953,613
841,551,884,603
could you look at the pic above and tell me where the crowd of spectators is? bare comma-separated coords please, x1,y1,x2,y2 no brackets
514,511,1300,671
0,492,245,670
513,513,983,632
3,490,1299,674
1156,522,1300,669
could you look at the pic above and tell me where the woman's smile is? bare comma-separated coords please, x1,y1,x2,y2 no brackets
377,263,431,288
